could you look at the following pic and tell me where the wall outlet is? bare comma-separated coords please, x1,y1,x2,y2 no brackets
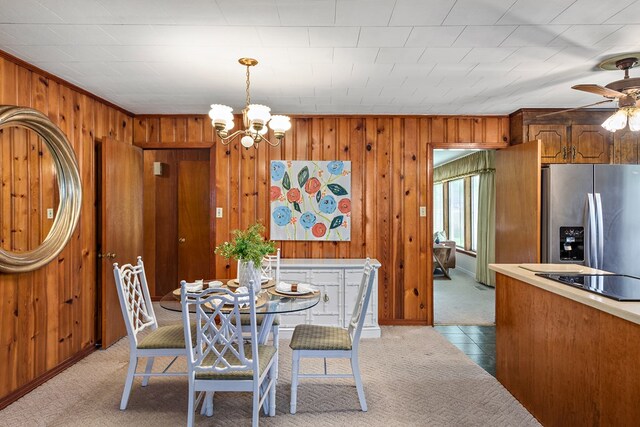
419,206,427,217
46,208,54,219
216,207,223,218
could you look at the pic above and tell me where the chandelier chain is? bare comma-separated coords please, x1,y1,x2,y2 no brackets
245,65,251,106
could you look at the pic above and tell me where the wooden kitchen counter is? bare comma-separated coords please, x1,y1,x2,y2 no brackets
490,264,640,427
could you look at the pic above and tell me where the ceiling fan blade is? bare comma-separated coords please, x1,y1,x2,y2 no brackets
571,84,626,98
535,100,614,118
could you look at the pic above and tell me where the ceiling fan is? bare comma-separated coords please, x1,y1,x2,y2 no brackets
539,54,640,131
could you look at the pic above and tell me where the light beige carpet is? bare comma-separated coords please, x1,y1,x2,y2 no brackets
1,305,537,427
434,270,495,325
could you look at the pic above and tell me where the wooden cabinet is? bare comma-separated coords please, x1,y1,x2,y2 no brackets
278,259,381,338
527,123,612,164
613,130,640,164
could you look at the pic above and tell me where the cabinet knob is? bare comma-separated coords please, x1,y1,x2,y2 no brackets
178,237,186,243
323,294,329,303
572,146,576,160
562,146,567,160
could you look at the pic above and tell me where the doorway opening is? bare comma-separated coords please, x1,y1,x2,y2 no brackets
432,149,495,326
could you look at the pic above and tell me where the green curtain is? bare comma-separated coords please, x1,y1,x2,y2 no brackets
475,170,495,287
433,151,495,183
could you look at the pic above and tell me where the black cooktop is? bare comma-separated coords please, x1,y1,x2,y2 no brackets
536,274,640,301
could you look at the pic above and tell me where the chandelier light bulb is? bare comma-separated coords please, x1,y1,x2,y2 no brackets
602,109,628,132
241,135,254,148
247,104,271,126
208,104,233,120
269,115,292,133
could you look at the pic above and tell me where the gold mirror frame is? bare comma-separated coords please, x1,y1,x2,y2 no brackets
0,105,82,273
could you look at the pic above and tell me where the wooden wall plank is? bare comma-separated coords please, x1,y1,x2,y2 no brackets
0,54,133,408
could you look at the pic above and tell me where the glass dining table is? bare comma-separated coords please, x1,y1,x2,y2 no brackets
159,280,321,345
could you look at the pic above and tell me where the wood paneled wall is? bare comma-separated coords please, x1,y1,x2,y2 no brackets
134,115,508,323
0,54,133,407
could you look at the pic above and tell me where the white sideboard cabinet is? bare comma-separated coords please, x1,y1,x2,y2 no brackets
278,258,381,338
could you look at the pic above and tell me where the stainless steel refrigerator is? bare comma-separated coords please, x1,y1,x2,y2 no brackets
542,164,640,277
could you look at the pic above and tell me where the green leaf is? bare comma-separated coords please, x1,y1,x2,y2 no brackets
283,172,291,190
327,183,348,196
315,190,321,203
330,215,344,229
293,202,301,213
298,166,309,188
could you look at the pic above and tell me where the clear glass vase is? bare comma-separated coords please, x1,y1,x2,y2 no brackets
238,260,261,293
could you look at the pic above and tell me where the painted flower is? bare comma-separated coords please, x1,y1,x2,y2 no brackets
319,195,337,214
312,223,327,238
271,162,286,181
272,206,292,227
270,186,281,201
338,198,351,214
287,188,301,203
327,160,344,175
342,220,348,228
304,177,321,194
299,211,317,229
291,216,298,224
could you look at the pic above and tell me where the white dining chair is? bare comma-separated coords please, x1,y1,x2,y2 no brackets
181,280,277,426
240,249,281,349
289,258,376,414
113,257,190,410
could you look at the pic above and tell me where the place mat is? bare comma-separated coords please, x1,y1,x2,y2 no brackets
268,288,320,299
172,284,227,298
227,278,275,289
204,291,269,311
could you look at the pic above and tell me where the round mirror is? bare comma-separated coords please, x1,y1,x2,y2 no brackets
0,106,81,273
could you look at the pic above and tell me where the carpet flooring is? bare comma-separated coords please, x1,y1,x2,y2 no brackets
434,270,495,325
1,305,538,427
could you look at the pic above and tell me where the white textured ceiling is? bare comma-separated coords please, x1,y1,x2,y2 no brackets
2,0,640,115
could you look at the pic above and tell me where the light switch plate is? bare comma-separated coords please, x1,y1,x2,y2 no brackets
46,208,54,219
216,207,223,218
419,206,427,217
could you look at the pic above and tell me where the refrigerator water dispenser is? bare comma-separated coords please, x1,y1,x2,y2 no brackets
559,227,584,261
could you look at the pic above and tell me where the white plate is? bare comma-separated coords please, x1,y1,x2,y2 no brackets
233,277,269,284
275,282,314,296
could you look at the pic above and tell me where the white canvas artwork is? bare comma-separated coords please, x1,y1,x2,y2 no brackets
270,160,351,241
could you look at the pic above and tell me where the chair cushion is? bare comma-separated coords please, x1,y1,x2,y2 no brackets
239,313,280,326
289,324,352,351
137,323,193,350
195,344,276,380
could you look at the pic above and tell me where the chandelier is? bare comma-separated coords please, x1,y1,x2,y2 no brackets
209,58,291,149
602,106,640,132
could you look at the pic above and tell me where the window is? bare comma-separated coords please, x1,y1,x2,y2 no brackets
471,175,479,252
433,174,480,254
448,179,465,247
433,183,443,233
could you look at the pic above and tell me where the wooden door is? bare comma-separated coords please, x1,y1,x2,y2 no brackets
571,125,612,164
613,130,640,164
97,137,143,348
495,140,541,263
177,160,210,282
528,124,568,164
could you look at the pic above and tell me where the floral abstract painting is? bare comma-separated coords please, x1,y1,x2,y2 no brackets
270,160,351,241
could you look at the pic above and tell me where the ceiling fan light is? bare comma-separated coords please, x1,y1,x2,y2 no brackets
628,109,640,131
602,109,628,132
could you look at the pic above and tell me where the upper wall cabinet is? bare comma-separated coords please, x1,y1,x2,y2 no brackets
511,109,615,165
613,130,640,164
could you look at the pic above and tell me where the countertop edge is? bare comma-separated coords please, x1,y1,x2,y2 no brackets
490,263,640,325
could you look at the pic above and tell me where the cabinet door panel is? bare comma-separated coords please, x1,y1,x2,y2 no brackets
571,125,611,164
613,130,640,164
528,125,568,164
307,270,343,326
345,270,376,328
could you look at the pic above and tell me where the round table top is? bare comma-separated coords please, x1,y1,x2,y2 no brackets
159,281,321,315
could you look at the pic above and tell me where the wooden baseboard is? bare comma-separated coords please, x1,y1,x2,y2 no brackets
0,344,97,410
379,319,430,326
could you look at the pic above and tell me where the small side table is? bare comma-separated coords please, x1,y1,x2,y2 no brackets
433,245,452,279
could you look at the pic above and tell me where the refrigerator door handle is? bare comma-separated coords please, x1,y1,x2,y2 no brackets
586,193,598,269
595,193,604,270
